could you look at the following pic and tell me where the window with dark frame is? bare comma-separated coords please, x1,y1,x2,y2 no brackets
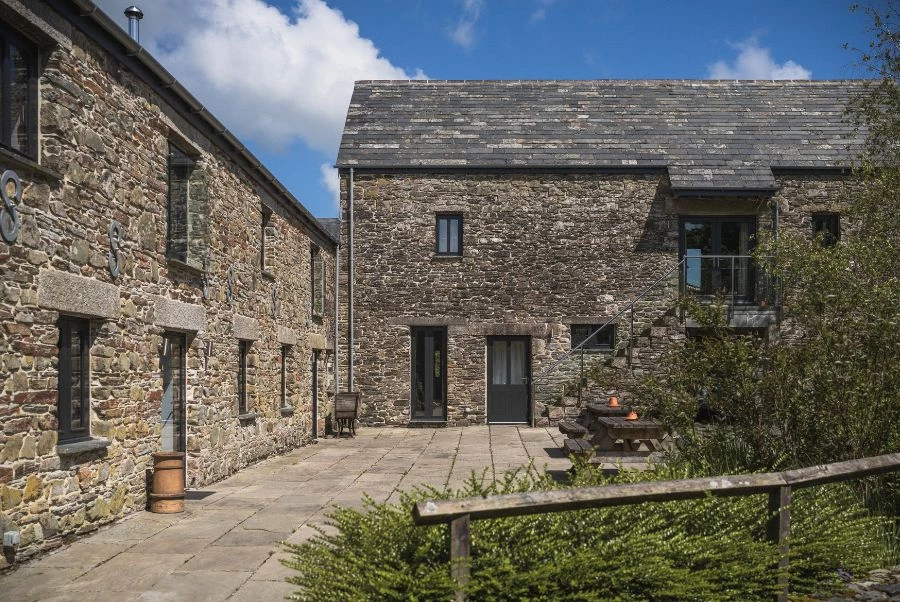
280,345,288,409
311,246,324,317
571,324,614,351
0,22,38,159
812,213,840,247
167,144,195,265
435,214,462,256
58,317,90,443
261,208,273,273
238,340,249,414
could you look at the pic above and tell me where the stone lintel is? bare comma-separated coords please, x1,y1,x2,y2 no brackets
152,296,206,333
467,323,550,337
308,333,327,350
233,315,260,341
561,316,617,325
388,317,468,326
277,325,299,346
38,269,120,320
685,310,778,329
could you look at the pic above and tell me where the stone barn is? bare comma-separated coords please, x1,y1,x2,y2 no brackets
335,79,860,427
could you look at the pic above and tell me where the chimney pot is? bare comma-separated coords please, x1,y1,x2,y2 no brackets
124,6,143,43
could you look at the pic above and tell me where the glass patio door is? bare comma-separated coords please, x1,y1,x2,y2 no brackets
681,217,756,301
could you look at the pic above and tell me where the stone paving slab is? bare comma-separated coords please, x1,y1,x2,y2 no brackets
0,425,567,601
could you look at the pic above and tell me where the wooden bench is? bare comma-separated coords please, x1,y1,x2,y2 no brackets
335,392,360,437
558,420,588,438
563,438,593,458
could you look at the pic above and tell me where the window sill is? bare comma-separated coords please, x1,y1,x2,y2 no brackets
166,255,204,276
237,412,257,423
57,437,111,457
431,254,463,262
261,270,276,281
280,405,295,417
0,147,63,182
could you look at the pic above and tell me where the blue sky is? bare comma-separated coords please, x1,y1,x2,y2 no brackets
95,1,873,218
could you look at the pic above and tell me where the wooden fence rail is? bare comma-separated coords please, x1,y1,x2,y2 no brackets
412,453,900,602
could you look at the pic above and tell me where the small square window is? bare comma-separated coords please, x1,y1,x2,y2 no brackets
58,317,90,443
812,214,839,247
571,324,614,351
436,215,462,256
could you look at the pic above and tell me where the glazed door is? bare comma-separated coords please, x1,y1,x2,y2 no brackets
161,333,186,453
411,328,447,421
487,337,530,424
681,217,756,301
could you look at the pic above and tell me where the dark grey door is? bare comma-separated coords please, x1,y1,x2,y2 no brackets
311,350,318,439
411,327,447,421
487,336,530,424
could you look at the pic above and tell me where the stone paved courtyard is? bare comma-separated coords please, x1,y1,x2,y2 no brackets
0,426,569,601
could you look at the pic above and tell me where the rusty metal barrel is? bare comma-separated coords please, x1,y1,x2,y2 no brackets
148,451,185,513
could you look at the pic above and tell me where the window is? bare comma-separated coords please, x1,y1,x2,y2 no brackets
571,324,614,351
167,144,208,269
161,333,186,452
280,345,289,409
0,23,37,159
58,317,90,443
238,340,249,414
812,214,839,247
261,208,274,274
435,214,462,256
311,246,324,317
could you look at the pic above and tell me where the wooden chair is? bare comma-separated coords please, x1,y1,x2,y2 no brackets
335,392,361,437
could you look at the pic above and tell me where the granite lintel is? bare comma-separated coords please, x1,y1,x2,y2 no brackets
152,296,206,333
233,315,260,341
467,323,550,337
38,269,120,320
277,325,299,346
308,333,327,350
388,317,468,326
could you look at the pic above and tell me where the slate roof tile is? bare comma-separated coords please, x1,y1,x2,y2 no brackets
337,80,866,191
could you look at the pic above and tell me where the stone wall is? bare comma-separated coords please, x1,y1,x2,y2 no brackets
340,170,846,427
0,1,335,565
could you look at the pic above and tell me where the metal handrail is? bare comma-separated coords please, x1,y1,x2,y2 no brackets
532,258,686,384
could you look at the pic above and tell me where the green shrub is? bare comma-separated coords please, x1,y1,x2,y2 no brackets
283,462,889,601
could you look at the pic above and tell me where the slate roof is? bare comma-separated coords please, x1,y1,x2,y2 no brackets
318,218,341,242
336,80,867,193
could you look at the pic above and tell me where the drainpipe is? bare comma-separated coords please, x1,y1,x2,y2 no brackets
334,242,340,397
772,199,779,240
124,6,143,43
348,168,355,392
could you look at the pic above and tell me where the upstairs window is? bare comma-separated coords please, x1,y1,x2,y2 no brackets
261,208,274,274
167,144,208,269
571,324,614,351
436,215,462,256
812,213,840,247
0,24,37,159
58,317,90,443
311,246,324,318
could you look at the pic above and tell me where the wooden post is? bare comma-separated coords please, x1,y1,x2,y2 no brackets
450,514,471,602
767,485,791,602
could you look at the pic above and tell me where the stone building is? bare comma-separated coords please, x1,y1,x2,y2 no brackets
0,0,337,564
335,79,862,427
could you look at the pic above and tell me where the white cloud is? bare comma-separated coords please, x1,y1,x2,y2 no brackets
319,162,340,210
449,0,484,49
530,0,558,24
708,37,811,80
93,0,425,156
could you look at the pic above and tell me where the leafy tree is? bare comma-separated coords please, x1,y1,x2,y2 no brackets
643,2,899,475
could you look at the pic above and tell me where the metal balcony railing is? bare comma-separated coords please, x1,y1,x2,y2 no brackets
681,255,779,309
